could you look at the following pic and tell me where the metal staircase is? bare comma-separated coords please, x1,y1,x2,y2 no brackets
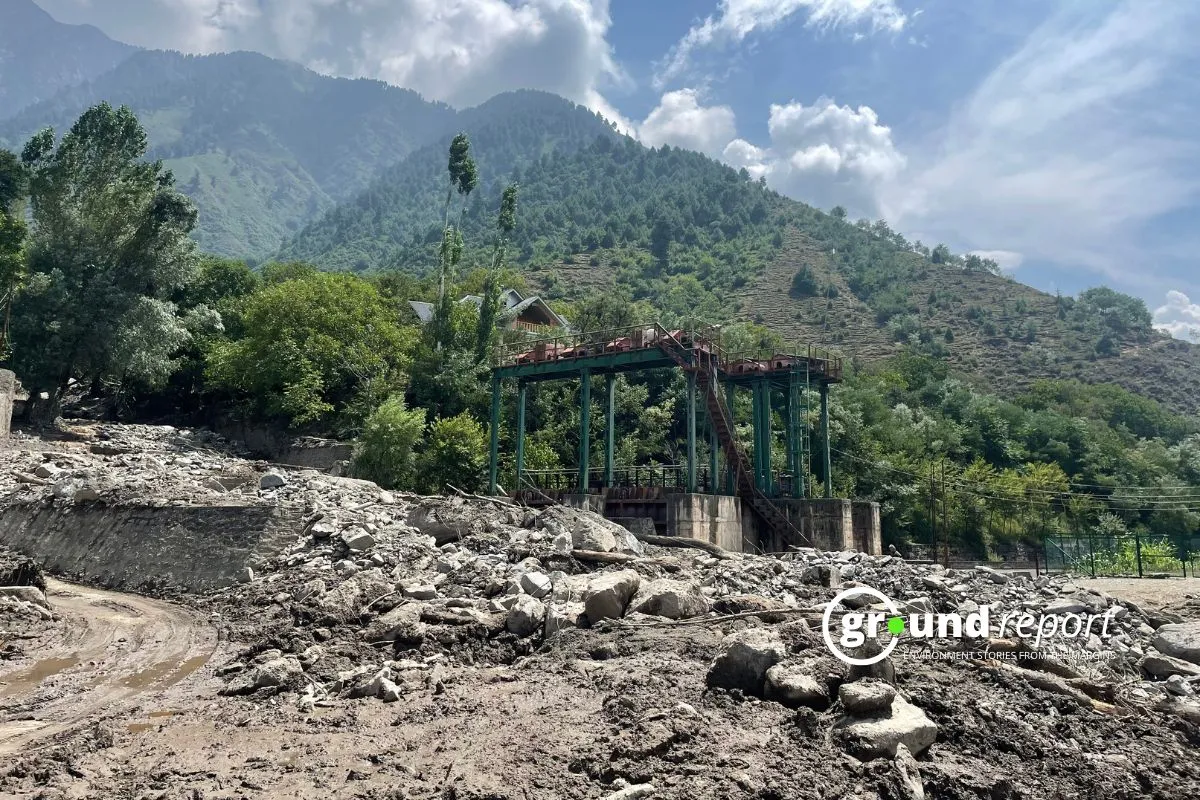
657,333,811,548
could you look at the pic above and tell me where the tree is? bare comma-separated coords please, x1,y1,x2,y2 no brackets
10,104,199,419
417,412,487,494
931,244,952,264
476,182,519,360
352,396,426,490
0,150,28,358
435,133,478,341
206,272,414,428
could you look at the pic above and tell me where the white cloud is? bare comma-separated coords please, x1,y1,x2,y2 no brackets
638,89,737,157
721,97,904,213
36,0,627,116
876,0,1200,284
1153,290,1200,343
657,0,906,86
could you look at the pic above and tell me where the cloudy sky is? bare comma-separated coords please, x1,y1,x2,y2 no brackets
35,0,1200,341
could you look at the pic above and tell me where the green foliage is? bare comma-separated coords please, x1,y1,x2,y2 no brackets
351,395,426,490
205,272,413,428
417,412,487,494
790,265,819,298
9,103,199,416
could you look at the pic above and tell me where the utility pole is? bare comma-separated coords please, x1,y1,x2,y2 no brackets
929,462,937,562
941,460,950,567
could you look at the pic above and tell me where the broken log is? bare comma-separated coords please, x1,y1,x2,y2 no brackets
634,533,730,558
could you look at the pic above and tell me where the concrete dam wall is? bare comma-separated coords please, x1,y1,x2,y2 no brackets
0,500,302,592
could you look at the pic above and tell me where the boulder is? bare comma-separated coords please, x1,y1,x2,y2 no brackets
544,602,584,637
764,663,829,709
1153,622,1200,666
252,656,303,689
1140,651,1200,679
583,569,641,621
706,627,787,695
341,526,375,552
833,696,938,760
0,585,50,609
974,565,1008,584
506,595,546,637
366,604,426,648
631,579,709,620
520,571,554,599
259,472,288,489
401,582,439,601
839,679,897,716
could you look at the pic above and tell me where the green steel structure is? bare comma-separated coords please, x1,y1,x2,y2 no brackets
487,324,843,545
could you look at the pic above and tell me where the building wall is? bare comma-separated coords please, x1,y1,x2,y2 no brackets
667,494,745,552
852,502,882,555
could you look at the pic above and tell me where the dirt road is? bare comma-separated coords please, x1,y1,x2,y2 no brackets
0,578,216,755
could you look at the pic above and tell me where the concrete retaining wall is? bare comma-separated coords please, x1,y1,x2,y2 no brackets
667,494,746,552
0,501,302,592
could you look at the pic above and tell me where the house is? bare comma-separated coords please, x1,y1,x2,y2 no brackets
408,288,569,334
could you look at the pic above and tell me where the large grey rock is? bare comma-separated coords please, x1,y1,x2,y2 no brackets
833,696,938,760
366,604,426,647
839,679,897,716
506,595,546,637
259,472,288,489
706,628,787,695
1140,651,1200,679
1152,622,1200,666
340,526,375,552
631,579,709,620
584,569,641,621
0,585,49,609
520,571,553,599
544,602,584,637
253,656,303,688
764,663,828,709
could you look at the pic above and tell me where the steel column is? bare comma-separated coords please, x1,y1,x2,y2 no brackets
515,381,527,492
686,370,698,493
488,372,501,495
761,378,773,495
579,369,592,493
604,373,616,488
820,383,832,498
724,382,736,494
709,417,719,496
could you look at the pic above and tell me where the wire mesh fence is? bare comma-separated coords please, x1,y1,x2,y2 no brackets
1044,533,1189,578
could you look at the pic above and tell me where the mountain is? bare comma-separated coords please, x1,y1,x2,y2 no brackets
1,49,458,258
288,132,1200,416
278,90,623,271
0,0,136,119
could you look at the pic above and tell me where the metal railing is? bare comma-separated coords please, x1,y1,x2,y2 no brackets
1044,533,1190,578
494,320,843,381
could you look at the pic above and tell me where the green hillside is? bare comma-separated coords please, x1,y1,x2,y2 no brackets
286,128,1200,416
0,50,456,258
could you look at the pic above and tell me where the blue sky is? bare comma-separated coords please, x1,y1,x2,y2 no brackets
35,0,1200,341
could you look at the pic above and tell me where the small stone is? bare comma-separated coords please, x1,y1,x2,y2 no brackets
893,743,925,800
259,472,288,489
520,571,553,599
839,679,897,716
376,676,403,702
253,657,303,688
310,522,337,539
974,566,1008,584
34,463,64,479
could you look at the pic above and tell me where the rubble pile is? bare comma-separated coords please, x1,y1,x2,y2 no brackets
0,549,54,661
2,422,1199,797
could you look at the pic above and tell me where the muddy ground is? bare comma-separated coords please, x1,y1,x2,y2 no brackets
1,424,1199,799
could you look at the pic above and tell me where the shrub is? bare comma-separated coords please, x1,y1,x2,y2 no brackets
351,396,426,490
417,412,488,494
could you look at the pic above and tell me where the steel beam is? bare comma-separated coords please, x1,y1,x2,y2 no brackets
604,373,616,488
686,370,698,492
515,381,527,493
820,383,832,498
579,369,592,493
488,372,501,495
724,381,736,495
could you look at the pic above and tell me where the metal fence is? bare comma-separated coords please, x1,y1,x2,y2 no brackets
1044,533,1190,578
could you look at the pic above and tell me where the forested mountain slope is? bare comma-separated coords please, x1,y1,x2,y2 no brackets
0,0,136,120
0,50,457,257
295,133,1199,417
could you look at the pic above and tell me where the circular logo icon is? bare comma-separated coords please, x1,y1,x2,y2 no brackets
821,586,902,666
